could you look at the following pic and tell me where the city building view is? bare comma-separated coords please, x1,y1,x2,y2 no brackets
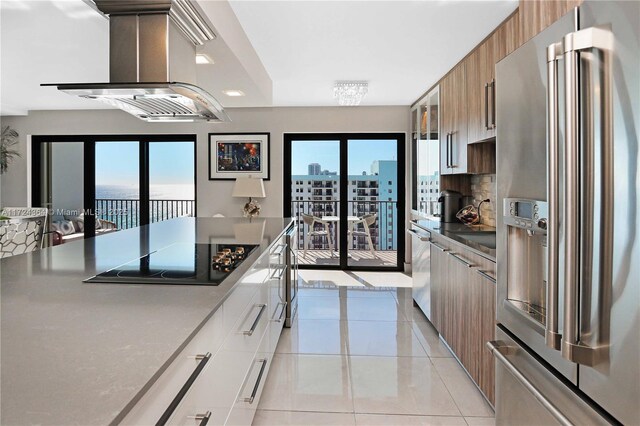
292,160,398,264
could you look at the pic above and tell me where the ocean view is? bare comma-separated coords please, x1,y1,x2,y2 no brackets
95,184,195,229
96,184,195,200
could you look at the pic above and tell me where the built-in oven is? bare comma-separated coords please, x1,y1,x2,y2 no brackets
284,224,298,327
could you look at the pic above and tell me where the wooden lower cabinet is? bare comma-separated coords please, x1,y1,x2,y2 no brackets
429,234,496,405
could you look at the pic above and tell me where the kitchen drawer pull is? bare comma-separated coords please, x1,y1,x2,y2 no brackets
476,269,496,283
406,228,430,242
449,253,474,268
155,352,211,426
243,358,268,404
484,82,489,130
273,301,287,322
270,264,287,280
243,304,267,336
430,242,449,252
271,244,287,256
188,411,212,426
487,341,572,426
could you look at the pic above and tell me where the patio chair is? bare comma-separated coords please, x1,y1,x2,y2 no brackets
349,213,378,258
301,213,333,258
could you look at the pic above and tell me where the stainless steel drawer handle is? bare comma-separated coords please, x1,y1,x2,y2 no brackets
476,269,496,283
243,358,268,404
188,411,212,426
430,242,449,252
271,244,287,256
487,341,572,426
243,304,267,336
270,264,287,280
273,301,287,322
406,228,430,241
449,253,474,268
156,352,212,426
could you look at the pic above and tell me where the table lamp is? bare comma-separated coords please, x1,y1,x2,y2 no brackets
232,176,266,217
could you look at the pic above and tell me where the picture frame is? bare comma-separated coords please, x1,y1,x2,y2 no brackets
208,133,270,180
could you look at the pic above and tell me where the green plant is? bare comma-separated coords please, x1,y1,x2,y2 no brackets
1,126,20,174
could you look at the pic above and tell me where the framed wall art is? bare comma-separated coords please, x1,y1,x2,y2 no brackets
208,133,270,180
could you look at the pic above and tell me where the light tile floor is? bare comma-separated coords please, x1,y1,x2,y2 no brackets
254,270,495,426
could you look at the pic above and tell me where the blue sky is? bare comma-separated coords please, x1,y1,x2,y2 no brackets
95,141,194,186
291,139,397,175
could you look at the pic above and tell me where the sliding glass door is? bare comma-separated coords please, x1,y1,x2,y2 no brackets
284,133,405,271
32,135,196,245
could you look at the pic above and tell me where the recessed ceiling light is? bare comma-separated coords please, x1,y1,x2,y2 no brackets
195,54,214,65
223,90,245,97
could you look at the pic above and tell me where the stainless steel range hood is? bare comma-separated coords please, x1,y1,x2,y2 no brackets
43,0,230,122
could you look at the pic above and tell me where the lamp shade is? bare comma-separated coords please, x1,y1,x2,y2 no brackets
232,177,266,198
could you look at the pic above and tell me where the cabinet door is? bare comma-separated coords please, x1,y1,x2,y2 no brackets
467,37,494,144
440,63,468,175
519,0,581,43
496,10,521,61
429,242,447,334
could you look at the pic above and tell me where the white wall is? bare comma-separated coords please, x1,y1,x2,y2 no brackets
0,106,410,218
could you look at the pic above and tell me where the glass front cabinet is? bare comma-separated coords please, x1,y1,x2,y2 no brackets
411,86,440,218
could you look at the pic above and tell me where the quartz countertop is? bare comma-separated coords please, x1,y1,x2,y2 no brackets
0,217,293,426
414,219,496,261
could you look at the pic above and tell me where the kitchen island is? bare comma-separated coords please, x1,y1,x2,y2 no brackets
1,217,294,426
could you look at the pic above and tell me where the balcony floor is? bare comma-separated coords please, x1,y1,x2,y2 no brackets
297,249,397,267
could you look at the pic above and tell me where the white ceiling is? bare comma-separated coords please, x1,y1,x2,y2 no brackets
0,0,272,115
229,0,518,106
0,0,518,114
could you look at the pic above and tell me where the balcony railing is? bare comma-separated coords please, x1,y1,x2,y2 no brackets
291,200,397,252
95,199,195,231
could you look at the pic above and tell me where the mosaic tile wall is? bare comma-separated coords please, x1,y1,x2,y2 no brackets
471,174,497,227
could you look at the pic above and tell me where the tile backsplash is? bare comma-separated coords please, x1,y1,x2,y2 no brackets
470,174,497,227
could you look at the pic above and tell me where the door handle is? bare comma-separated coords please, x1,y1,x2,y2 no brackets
449,252,474,268
561,27,612,367
449,132,456,168
484,82,489,130
156,353,211,426
188,412,212,426
430,241,448,252
545,41,562,350
406,228,430,242
270,264,287,280
490,79,497,129
273,301,287,322
243,304,267,336
242,358,268,404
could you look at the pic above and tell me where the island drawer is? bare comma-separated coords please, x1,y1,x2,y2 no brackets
221,279,270,354
120,278,268,425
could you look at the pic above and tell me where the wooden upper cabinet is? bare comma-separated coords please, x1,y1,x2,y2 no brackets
520,0,582,43
466,37,494,144
440,62,468,175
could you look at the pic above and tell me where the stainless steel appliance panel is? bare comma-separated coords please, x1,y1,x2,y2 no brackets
496,11,578,383
284,225,299,327
490,327,605,426
571,2,640,423
409,224,432,320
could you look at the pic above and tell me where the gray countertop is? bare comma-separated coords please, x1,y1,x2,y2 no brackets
414,219,496,261
0,217,293,426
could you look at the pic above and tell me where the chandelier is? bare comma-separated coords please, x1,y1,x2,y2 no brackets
333,81,368,106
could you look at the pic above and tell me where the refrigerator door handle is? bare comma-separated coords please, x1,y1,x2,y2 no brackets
545,42,563,351
561,27,613,367
487,340,573,426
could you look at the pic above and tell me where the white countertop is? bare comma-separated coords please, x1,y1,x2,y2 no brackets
0,217,293,426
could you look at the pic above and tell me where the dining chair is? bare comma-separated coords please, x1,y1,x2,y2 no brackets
300,213,333,257
349,213,378,258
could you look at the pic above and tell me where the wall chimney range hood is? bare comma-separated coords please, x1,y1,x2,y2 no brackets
42,0,230,122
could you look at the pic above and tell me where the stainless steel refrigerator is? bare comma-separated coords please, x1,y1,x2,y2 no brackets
492,1,639,424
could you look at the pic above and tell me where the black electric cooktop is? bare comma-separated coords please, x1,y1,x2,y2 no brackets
85,243,259,286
